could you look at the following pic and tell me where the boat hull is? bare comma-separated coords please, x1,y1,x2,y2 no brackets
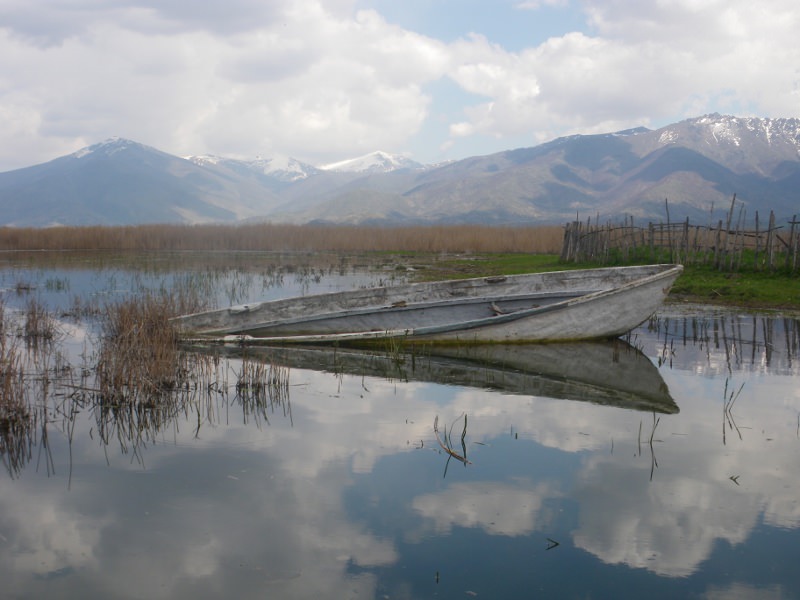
172,264,683,344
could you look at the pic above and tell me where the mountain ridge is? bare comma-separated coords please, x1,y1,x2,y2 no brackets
1,114,799,227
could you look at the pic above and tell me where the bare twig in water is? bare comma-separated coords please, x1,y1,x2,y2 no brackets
433,414,471,466
722,378,745,445
638,413,660,481
648,413,660,481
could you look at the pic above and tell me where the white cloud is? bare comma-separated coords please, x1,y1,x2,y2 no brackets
0,0,799,169
516,0,569,8
412,481,559,537
0,1,447,168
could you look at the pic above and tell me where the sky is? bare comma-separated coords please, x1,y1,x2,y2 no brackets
1,0,799,171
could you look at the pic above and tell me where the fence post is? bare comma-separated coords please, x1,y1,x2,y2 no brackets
561,222,571,261
701,222,711,265
766,211,776,270
691,222,700,265
664,198,673,262
682,217,689,265
721,194,736,271
783,215,797,271
730,204,744,272
754,211,760,271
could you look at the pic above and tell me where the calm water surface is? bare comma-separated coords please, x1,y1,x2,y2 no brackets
0,253,798,599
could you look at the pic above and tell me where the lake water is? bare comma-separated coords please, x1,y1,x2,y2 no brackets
1,252,798,599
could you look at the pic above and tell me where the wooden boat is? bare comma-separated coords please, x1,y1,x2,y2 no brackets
172,264,683,344
188,341,678,413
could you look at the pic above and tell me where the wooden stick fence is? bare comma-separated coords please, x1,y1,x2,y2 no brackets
561,204,799,274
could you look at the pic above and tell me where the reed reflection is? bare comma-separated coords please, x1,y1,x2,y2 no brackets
644,308,800,375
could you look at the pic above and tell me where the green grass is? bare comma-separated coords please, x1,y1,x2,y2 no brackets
411,252,800,311
669,265,800,310
583,248,800,310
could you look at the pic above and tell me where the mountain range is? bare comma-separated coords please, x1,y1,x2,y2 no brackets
1,114,799,227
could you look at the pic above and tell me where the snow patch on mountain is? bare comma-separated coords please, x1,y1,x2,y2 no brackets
692,114,800,149
248,156,318,181
187,154,223,167
187,154,318,182
658,130,678,145
644,114,800,173
612,127,650,137
71,137,139,159
320,151,423,173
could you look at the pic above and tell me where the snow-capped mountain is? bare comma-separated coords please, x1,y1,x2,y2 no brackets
659,114,800,150
320,151,424,174
3,114,800,227
629,113,800,175
0,138,282,226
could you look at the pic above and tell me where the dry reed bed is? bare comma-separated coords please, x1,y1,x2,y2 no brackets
0,286,295,471
94,291,207,401
86,292,292,454
0,302,35,476
0,223,565,254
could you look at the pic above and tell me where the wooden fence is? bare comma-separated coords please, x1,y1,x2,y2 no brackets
561,206,799,273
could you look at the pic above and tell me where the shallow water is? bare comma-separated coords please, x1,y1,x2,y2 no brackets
0,253,798,599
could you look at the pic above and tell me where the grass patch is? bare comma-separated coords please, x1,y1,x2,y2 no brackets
669,266,800,310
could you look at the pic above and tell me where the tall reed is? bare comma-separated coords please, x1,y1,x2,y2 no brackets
233,353,291,426
95,289,207,402
22,297,58,346
0,313,33,477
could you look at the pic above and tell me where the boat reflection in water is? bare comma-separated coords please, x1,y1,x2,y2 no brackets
196,340,678,414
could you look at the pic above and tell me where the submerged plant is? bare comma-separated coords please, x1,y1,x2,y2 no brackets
723,378,745,445
22,297,59,347
0,332,34,478
638,412,661,481
233,353,291,426
434,414,471,477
